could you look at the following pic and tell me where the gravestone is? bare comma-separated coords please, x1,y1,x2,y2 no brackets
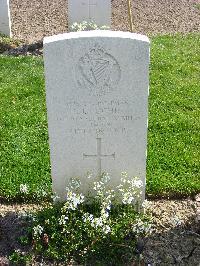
44,31,150,201
68,0,111,28
0,0,12,37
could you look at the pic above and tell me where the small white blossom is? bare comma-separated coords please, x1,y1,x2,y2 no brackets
102,225,111,234
101,172,111,184
83,213,94,223
118,176,143,205
171,215,183,227
142,200,151,210
101,208,109,220
91,217,103,228
64,191,84,211
67,178,81,191
36,187,47,197
52,194,60,202
121,172,128,178
132,179,143,188
124,195,135,205
93,181,104,191
86,172,93,179
33,225,43,237
121,178,127,184
45,219,50,225
20,184,28,194
51,191,60,202
59,215,69,225
83,212,111,234
132,218,152,235
70,21,109,32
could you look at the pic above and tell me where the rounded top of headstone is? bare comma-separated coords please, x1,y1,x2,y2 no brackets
44,31,150,45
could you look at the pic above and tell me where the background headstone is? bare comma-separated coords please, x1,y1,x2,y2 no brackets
0,0,12,37
68,0,111,28
44,31,150,200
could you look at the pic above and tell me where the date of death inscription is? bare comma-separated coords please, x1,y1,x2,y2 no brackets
54,99,141,136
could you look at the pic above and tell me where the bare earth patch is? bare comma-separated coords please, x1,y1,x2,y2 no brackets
143,199,200,265
9,0,200,42
0,199,199,265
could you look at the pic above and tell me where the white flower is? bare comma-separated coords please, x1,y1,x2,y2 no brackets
52,194,60,202
122,191,135,205
132,179,143,188
59,215,69,225
64,191,84,211
20,184,28,194
95,218,103,227
87,173,93,179
67,178,81,191
45,219,50,225
83,213,94,223
121,178,127,184
37,187,47,197
101,172,111,184
101,208,109,220
142,200,151,209
33,225,43,237
70,21,109,32
102,225,111,234
171,215,183,226
91,217,103,228
93,181,103,191
132,218,152,235
118,176,144,205
105,203,111,211
121,172,128,178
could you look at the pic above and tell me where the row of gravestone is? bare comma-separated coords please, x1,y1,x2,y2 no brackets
0,0,111,37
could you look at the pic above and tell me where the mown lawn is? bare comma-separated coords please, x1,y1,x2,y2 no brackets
0,34,199,201
147,34,200,197
0,56,50,201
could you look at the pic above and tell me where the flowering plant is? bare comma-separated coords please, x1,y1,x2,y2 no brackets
70,21,109,32
30,173,151,264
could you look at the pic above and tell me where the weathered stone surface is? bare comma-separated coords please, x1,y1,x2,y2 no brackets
68,0,111,28
0,0,12,37
44,31,150,200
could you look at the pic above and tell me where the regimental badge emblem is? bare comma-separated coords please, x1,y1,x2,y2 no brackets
76,44,121,96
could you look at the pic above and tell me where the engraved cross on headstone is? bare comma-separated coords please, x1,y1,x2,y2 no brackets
88,0,97,20
81,0,98,20
83,138,115,176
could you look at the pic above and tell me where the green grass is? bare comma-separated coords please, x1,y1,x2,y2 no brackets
194,3,200,10
147,34,200,197
0,34,199,201
0,56,51,201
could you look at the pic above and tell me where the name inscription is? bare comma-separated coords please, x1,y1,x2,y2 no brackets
53,97,140,137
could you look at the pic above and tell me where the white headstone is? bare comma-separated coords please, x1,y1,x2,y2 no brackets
68,0,111,28
44,31,150,201
0,0,12,37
